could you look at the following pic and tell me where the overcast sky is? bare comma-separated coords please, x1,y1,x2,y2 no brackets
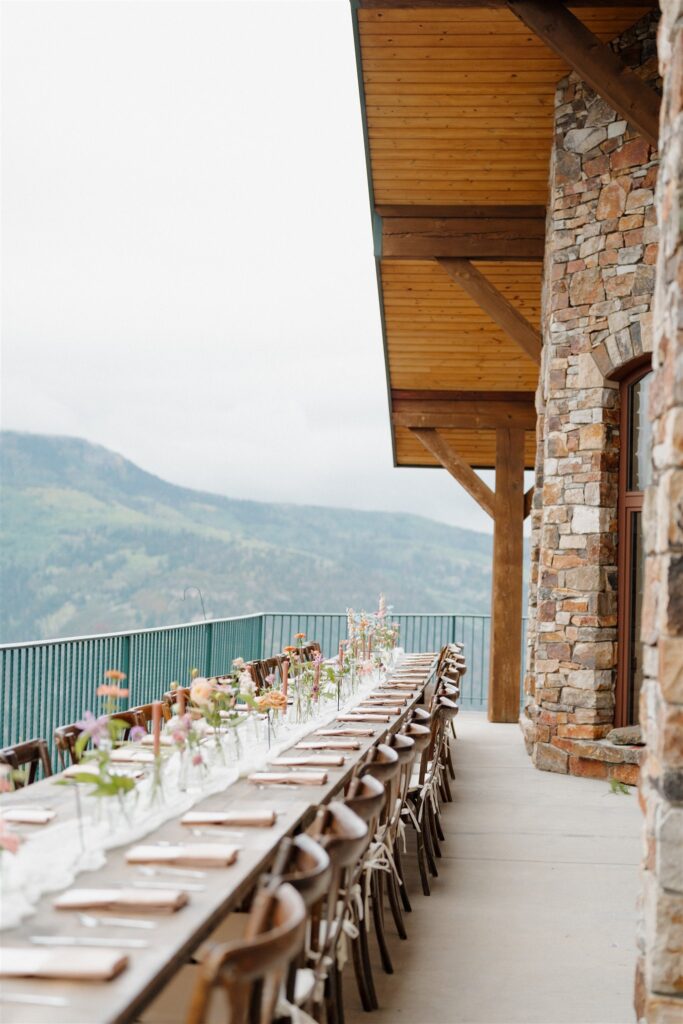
2,0,504,534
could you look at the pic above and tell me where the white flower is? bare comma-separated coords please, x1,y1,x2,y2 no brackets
239,670,256,697
232,657,246,670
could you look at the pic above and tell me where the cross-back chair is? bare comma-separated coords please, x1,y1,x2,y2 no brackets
0,738,53,786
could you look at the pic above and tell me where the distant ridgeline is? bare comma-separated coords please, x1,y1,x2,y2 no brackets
0,431,517,644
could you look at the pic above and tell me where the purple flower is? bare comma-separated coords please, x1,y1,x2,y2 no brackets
129,725,147,743
75,711,109,748
313,652,323,665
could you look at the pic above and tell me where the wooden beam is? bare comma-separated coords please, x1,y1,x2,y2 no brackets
377,205,546,221
438,257,542,365
489,428,525,723
507,0,660,148
393,389,536,404
410,428,495,518
380,211,545,262
393,397,537,431
359,1,653,7
524,485,535,519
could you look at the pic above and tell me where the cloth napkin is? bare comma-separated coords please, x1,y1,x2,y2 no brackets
0,808,56,825
247,771,328,786
53,888,188,913
337,713,391,723
125,843,238,867
110,748,156,764
181,809,276,828
0,948,128,981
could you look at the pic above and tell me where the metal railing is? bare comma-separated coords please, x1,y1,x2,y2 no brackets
1,612,525,765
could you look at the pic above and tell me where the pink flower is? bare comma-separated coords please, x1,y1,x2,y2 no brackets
192,753,203,767
76,710,109,747
129,726,146,743
313,652,323,665
265,672,276,686
0,767,13,794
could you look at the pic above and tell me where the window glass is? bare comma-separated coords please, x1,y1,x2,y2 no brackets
628,372,652,491
627,510,644,725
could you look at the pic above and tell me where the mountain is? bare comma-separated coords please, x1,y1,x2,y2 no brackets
0,431,502,644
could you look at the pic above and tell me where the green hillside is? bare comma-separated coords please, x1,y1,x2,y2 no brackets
0,432,500,644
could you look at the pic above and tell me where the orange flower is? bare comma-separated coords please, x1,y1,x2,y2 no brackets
283,645,297,654
104,669,127,681
294,632,306,640
97,684,129,698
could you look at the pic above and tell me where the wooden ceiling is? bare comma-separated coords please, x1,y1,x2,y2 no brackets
351,1,655,469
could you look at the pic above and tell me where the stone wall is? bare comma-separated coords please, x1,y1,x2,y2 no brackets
520,14,660,782
636,4,683,1018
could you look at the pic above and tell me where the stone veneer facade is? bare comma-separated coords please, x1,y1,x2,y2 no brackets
520,13,660,783
636,5,683,1018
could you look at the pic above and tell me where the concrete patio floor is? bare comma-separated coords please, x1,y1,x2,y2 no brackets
345,711,642,1024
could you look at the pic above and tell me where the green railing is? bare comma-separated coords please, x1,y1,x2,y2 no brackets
1,612,525,767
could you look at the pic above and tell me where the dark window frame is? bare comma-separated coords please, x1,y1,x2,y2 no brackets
615,356,652,728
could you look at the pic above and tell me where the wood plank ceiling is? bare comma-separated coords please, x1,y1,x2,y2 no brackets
352,2,654,469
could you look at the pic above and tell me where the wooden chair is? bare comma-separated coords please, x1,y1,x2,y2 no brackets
342,772,387,1013
187,882,307,1024
129,702,172,728
248,656,284,693
54,709,146,768
263,833,332,1017
307,800,370,1024
357,744,402,980
0,738,52,786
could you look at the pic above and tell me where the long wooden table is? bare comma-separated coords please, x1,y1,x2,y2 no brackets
0,656,437,1024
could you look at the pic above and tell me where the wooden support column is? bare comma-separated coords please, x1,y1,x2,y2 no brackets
410,425,526,722
489,428,526,723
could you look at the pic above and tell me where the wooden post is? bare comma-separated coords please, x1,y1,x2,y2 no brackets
489,428,525,723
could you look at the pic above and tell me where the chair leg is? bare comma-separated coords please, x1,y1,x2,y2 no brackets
351,933,373,1014
394,843,412,912
416,827,431,895
423,805,439,877
370,872,394,975
358,913,379,1010
433,801,446,844
386,867,408,940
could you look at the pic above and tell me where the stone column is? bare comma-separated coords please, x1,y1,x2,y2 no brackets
636,4,683,1019
521,13,660,782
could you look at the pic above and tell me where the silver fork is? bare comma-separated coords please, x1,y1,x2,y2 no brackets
78,912,157,930
136,864,206,879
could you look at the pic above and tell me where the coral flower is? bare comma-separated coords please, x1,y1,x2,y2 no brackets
104,669,127,681
190,677,214,706
294,632,306,640
283,645,297,654
97,684,130,699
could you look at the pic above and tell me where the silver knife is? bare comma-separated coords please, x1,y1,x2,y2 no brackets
0,994,70,1007
30,935,149,948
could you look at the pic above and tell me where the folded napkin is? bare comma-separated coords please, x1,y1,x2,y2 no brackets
125,843,238,867
0,948,128,982
247,771,328,787
54,888,188,913
0,808,55,825
296,739,361,751
338,713,391,723
110,747,156,764
181,809,276,828
316,727,374,737
140,734,174,747
269,754,345,768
